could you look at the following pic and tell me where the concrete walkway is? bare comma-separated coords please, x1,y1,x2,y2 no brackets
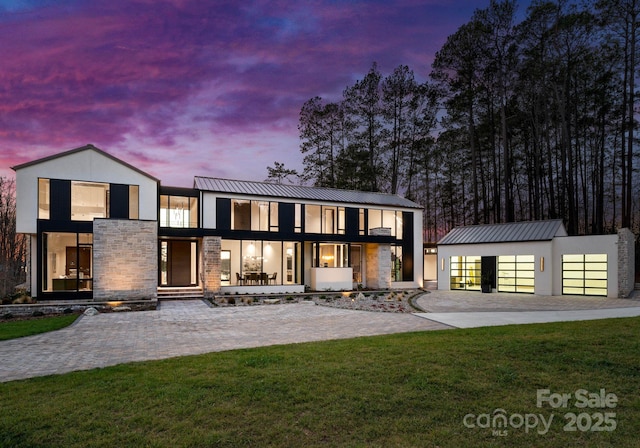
414,290,640,328
0,301,449,383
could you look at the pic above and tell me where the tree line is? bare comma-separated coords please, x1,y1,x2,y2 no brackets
268,0,639,243
0,178,26,299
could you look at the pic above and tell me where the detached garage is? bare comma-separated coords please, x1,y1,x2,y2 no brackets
437,220,635,299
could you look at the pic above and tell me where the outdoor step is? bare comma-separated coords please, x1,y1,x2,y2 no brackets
158,287,204,300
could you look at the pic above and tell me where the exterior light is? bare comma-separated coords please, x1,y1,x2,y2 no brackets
441,257,445,271
540,257,544,272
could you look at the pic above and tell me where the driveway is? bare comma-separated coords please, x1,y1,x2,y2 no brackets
0,300,448,383
3,292,640,383
413,290,640,328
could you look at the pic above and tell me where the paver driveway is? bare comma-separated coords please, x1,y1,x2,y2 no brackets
0,300,449,383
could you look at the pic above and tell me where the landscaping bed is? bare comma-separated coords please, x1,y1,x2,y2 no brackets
210,289,427,313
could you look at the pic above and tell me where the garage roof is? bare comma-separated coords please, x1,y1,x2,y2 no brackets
438,220,566,245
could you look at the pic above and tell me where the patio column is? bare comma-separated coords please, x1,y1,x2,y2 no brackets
366,227,392,290
202,236,222,298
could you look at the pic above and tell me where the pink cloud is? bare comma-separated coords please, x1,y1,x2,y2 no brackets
0,0,498,185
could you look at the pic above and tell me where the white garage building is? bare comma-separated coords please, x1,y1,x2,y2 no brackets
436,220,635,298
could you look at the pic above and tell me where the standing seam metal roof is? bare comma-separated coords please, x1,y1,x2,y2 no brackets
437,219,566,245
194,177,422,209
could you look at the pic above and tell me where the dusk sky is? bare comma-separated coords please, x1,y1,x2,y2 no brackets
1,0,531,187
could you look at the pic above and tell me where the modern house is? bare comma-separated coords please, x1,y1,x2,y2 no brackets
13,145,424,301
436,220,635,298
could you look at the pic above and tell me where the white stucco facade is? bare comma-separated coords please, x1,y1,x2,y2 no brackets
437,221,632,299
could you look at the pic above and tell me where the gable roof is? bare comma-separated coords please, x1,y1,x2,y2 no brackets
194,176,422,209
11,144,160,182
438,219,566,245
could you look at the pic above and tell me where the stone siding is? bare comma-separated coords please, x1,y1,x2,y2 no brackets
93,219,158,301
366,227,392,289
202,236,222,298
617,228,636,298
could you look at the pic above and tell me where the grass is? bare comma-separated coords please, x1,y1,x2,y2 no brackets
0,317,639,447
0,314,79,341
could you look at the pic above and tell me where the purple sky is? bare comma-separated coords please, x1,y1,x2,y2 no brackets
1,0,523,187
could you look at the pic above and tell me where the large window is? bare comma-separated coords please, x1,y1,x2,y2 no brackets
563,254,607,296
42,232,93,292
368,209,403,238
231,200,278,232
498,255,535,293
305,205,321,233
305,205,345,234
39,179,138,221
313,243,349,268
251,201,278,231
160,195,198,228
71,181,110,221
221,239,300,286
450,256,481,290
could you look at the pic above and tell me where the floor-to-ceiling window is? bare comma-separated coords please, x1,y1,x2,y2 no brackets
42,232,93,292
391,245,403,282
160,195,198,228
221,239,300,286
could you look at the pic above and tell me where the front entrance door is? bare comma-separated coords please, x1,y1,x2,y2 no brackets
161,240,197,286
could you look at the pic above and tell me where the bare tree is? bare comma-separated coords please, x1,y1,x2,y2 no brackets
0,177,26,298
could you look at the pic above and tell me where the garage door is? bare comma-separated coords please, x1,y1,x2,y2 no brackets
562,254,607,296
497,255,535,293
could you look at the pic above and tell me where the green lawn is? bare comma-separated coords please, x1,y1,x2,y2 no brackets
0,314,79,341
0,317,638,447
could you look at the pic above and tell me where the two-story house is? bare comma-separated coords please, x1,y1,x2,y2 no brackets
13,145,424,301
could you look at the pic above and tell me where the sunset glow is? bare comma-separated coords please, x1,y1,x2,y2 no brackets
1,0,508,186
